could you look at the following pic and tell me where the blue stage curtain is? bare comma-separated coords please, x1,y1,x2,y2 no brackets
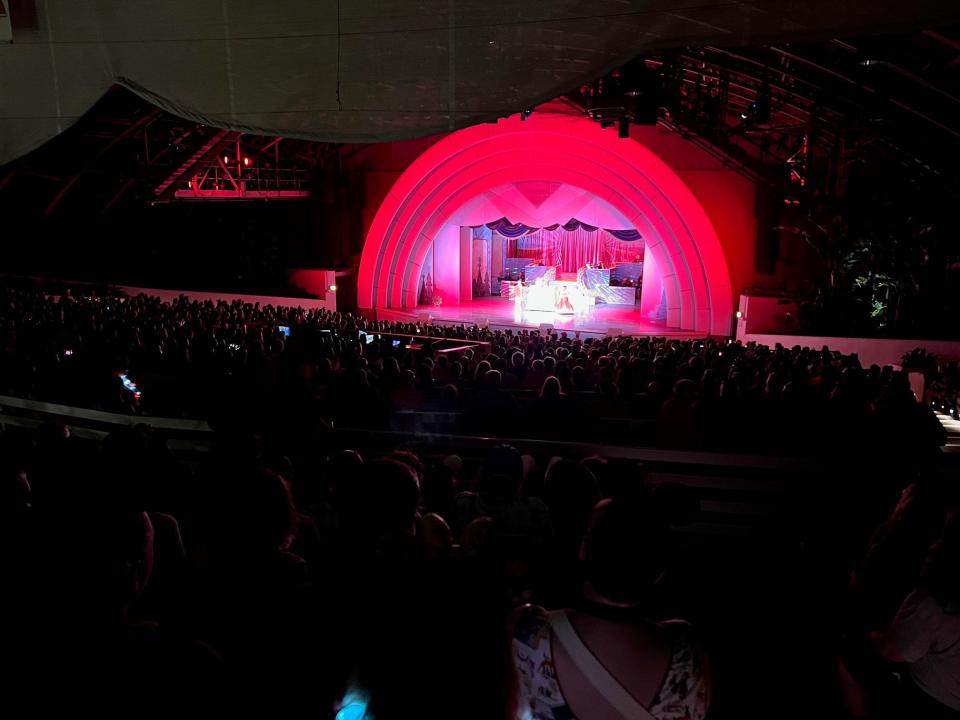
484,218,533,238
562,219,598,233
606,228,642,241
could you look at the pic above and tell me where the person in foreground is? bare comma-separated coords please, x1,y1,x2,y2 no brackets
511,497,711,720
870,512,960,717
839,511,960,718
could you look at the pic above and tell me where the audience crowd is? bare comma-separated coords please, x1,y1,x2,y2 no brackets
0,283,948,457
0,281,957,718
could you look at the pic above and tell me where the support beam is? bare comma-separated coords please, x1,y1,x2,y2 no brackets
153,129,234,198
44,109,161,216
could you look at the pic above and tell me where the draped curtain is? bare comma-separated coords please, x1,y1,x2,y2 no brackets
485,218,534,238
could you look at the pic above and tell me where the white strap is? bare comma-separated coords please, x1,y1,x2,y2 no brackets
548,611,657,720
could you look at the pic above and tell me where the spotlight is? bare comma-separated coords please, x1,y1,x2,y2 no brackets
736,310,743,319
243,157,250,167
223,155,229,164
328,284,338,292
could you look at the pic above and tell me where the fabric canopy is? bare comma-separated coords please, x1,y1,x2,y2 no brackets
2,0,960,164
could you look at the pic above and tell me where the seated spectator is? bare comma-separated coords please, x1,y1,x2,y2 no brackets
503,351,526,389
841,513,960,718
418,512,454,560
542,459,599,558
511,498,711,720
850,479,952,631
540,459,599,604
16,498,224,708
463,369,518,435
452,444,551,546
872,512,960,715
656,378,699,449
421,462,457,521
529,376,571,439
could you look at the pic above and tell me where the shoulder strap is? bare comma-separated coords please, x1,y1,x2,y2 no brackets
548,611,657,720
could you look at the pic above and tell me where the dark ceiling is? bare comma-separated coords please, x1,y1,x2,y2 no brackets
3,24,957,219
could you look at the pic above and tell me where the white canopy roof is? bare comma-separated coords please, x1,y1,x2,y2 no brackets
2,0,959,164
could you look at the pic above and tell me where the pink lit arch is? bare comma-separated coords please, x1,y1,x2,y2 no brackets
358,113,733,335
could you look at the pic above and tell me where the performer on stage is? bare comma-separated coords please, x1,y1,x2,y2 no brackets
555,285,575,314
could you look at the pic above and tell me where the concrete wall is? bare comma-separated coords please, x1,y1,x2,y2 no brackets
736,294,801,335
287,269,338,306
119,284,337,312
735,331,960,368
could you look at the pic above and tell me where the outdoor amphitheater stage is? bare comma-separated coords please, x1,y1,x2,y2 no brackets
379,297,707,338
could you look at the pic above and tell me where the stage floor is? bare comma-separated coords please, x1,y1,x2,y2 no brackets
398,297,705,337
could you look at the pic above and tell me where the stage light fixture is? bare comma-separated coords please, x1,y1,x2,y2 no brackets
520,109,533,121
736,310,743,318
328,284,338,292
243,157,251,166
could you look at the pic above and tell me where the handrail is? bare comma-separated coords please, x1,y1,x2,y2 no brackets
332,426,810,472
0,392,809,471
0,394,212,433
4,392,949,472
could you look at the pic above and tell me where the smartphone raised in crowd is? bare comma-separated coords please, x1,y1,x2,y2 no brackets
119,373,142,399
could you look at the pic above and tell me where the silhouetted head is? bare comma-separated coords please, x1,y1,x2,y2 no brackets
581,498,669,605
480,445,524,503
540,375,562,400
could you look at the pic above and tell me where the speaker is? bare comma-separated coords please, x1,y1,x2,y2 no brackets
754,189,781,275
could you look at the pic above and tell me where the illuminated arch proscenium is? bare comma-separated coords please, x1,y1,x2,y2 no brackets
358,112,733,334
